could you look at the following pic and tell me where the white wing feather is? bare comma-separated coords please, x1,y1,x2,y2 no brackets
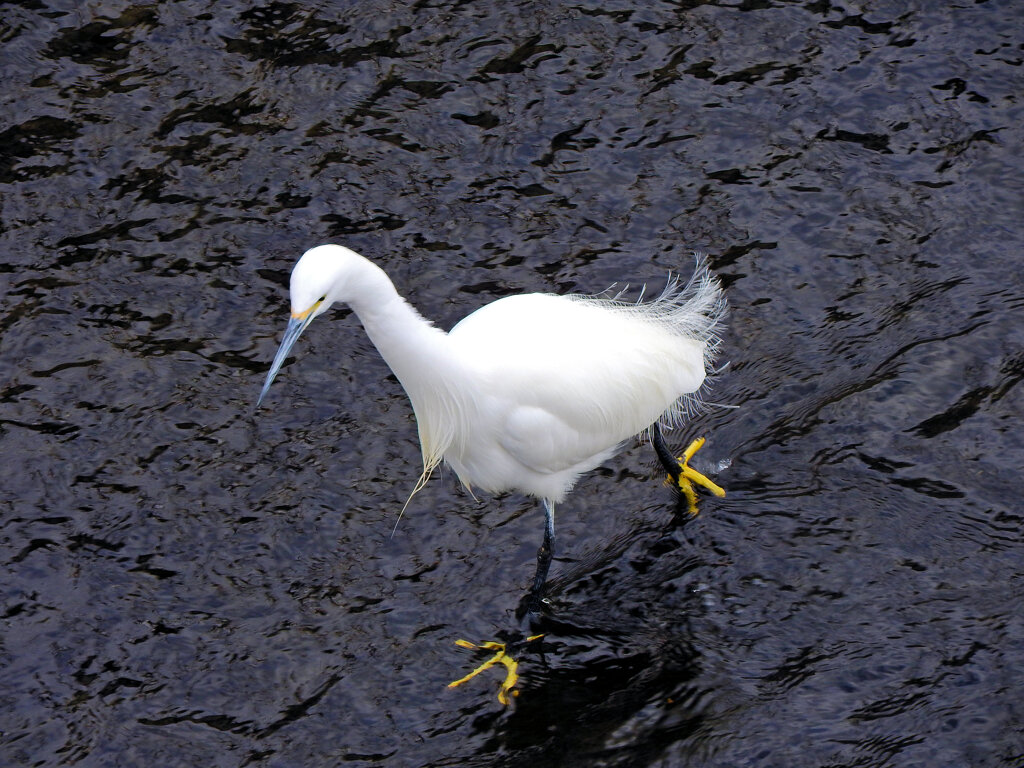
443,260,724,500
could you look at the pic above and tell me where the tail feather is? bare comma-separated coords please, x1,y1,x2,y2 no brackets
579,253,726,429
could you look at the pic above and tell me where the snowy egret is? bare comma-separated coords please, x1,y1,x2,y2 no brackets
257,244,726,609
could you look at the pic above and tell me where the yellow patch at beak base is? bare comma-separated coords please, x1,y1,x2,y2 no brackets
290,301,321,321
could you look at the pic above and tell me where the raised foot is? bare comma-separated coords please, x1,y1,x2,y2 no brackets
672,437,726,515
448,634,544,705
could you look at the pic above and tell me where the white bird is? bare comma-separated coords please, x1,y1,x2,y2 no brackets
257,244,726,612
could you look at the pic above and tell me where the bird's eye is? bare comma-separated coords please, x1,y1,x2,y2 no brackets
318,295,326,303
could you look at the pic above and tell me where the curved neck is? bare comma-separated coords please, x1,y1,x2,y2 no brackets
352,284,453,390
341,263,445,381
344,264,466,465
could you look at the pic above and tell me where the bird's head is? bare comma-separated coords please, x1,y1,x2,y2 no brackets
256,244,364,408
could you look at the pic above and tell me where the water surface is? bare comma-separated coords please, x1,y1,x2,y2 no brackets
2,1,1022,766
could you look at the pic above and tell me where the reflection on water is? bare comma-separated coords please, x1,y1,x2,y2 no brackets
2,1,1023,766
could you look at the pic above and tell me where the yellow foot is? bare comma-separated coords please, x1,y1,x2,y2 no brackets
670,437,726,515
448,635,544,705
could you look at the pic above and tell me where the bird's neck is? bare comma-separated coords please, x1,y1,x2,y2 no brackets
346,265,466,468
353,289,454,390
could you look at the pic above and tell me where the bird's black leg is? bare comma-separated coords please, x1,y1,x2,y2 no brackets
524,499,555,615
453,505,552,702
651,422,682,482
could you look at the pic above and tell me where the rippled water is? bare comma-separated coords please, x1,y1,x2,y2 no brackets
2,1,1022,766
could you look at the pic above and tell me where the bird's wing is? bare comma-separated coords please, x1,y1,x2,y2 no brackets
450,293,706,475
498,403,622,475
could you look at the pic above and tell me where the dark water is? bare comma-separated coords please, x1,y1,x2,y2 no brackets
2,1,1022,766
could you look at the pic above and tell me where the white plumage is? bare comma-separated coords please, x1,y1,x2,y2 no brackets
257,243,725,608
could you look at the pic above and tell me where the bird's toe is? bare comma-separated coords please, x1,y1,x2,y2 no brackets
447,634,544,705
674,437,726,515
